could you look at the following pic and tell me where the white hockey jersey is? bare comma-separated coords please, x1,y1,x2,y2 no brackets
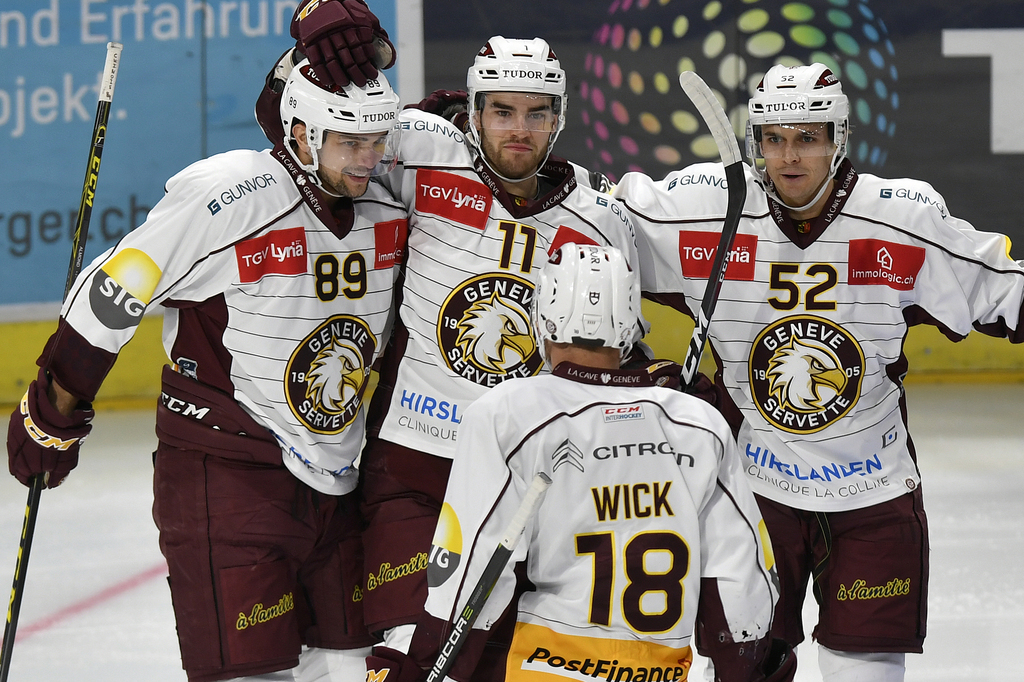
54,146,407,494
615,160,1024,512
423,361,778,681
372,109,639,458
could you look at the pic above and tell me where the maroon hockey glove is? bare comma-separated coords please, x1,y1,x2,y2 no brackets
7,368,93,488
365,646,427,682
688,371,720,407
291,0,396,88
406,89,470,132
760,638,797,682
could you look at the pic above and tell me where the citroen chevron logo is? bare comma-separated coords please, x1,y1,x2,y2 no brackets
551,438,585,473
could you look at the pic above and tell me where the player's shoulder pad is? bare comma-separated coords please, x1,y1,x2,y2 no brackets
574,183,638,242
852,172,951,221
399,108,470,156
164,149,296,224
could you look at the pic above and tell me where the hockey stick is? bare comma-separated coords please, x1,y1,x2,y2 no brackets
426,472,552,682
0,42,123,682
677,71,747,392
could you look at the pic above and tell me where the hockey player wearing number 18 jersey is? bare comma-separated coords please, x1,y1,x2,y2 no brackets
412,244,795,682
615,63,1024,681
357,37,643,681
7,63,407,682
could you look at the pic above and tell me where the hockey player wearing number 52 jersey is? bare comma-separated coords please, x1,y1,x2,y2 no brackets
411,245,796,682
6,62,407,682
615,63,1024,681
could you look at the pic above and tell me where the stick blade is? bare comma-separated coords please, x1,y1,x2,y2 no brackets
678,71,743,167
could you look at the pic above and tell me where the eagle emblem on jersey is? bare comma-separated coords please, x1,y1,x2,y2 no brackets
749,315,864,434
438,273,543,385
286,315,377,435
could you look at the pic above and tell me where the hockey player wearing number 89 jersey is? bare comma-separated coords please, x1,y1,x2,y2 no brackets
410,244,796,682
614,63,1024,681
6,62,407,682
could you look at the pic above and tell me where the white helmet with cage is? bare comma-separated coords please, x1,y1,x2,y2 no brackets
280,60,402,193
532,244,642,366
466,36,567,177
746,62,849,209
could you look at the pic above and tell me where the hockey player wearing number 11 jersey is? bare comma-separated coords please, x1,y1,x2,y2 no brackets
615,63,1024,681
355,37,644,681
411,244,796,682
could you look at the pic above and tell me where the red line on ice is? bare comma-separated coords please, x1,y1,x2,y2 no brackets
14,561,167,643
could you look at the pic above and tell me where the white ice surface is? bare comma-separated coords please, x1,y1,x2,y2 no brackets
1,383,1022,681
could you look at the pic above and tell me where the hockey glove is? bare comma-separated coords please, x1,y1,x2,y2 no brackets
7,368,93,489
760,638,797,682
365,646,427,682
406,89,470,132
291,0,396,88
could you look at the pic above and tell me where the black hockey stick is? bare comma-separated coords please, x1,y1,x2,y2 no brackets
677,71,747,392
426,472,552,682
0,42,123,682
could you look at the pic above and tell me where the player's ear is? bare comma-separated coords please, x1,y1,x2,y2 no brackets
292,122,310,155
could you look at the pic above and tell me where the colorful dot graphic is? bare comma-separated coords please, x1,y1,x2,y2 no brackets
580,0,898,181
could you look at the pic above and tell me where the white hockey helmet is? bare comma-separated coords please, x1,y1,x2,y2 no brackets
746,63,849,205
280,60,402,191
466,37,567,163
532,244,642,366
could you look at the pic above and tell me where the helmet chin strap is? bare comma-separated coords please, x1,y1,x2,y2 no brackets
763,173,834,213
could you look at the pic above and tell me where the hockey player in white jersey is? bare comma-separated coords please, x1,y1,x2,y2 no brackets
614,63,1024,681
352,36,644,682
6,62,407,682
410,244,795,682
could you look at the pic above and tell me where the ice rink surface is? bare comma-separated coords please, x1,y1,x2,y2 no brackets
1,382,1022,681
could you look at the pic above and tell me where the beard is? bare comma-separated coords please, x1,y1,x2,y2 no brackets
478,128,550,180
316,167,371,198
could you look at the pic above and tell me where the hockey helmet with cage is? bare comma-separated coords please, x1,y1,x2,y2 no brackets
280,59,402,193
466,37,567,165
747,63,849,208
532,244,642,366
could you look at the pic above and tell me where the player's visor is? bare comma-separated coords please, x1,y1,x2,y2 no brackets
319,124,402,177
478,93,559,133
755,123,835,158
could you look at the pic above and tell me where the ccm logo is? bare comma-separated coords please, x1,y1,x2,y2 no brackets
603,405,644,422
363,111,395,123
502,70,542,79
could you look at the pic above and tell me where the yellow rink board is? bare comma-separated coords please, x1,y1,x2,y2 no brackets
3,300,1024,411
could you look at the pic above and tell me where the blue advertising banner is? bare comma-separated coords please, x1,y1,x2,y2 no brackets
0,0,397,310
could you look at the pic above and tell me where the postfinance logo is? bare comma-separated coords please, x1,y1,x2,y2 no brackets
88,248,161,329
427,503,462,588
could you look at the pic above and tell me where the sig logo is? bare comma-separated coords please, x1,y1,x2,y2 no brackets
426,503,462,588
88,248,161,330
